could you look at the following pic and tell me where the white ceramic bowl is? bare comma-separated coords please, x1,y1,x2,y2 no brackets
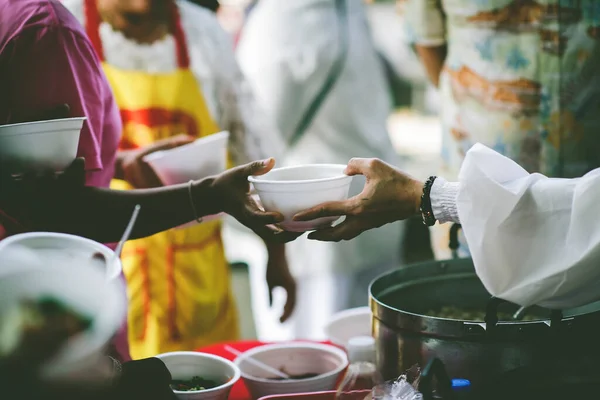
156,351,241,400
0,232,122,281
324,307,372,349
144,131,230,186
234,343,349,400
0,244,126,380
248,164,353,232
0,117,85,173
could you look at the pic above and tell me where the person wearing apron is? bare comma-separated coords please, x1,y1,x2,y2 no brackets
63,0,292,359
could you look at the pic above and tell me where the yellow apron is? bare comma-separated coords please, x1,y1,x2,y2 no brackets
84,0,239,359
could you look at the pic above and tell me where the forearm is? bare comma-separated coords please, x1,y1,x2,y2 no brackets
113,150,128,181
265,240,287,264
1,179,215,243
415,45,447,87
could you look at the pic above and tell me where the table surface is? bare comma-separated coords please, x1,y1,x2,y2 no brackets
196,340,333,400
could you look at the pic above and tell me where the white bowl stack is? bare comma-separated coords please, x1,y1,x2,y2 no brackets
234,343,349,400
0,117,85,173
156,351,241,400
248,164,353,232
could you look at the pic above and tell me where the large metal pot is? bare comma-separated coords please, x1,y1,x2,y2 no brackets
369,257,600,389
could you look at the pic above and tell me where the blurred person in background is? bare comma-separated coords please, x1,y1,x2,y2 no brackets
402,0,600,257
61,0,295,359
236,0,405,340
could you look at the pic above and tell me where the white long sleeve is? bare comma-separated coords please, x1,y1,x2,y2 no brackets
433,143,600,310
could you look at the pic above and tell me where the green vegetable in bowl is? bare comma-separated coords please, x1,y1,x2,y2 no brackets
170,376,219,391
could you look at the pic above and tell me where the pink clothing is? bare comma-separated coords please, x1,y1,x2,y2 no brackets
0,0,129,360
0,0,121,187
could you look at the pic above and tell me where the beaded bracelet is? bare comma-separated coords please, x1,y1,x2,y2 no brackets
420,176,437,226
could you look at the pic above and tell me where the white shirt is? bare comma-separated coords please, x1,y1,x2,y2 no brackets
63,0,285,165
430,144,600,310
236,0,404,276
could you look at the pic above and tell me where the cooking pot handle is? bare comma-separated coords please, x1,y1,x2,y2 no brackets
484,296,508,331
418,358,454,400
449,224,461,259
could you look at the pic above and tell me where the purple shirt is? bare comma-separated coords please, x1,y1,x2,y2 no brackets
0,0,130,361
0,0,121,187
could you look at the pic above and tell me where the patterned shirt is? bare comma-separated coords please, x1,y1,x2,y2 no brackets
403,0,600,179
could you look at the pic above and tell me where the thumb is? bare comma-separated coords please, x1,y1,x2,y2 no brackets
244,158,275,177
344,158,374,177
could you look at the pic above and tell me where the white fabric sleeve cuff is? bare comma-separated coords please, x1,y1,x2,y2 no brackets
430,178,460,224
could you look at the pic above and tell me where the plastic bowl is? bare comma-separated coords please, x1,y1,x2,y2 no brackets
234,342,349,400
144,131,230,186
0,244,126,380
324,307,372,349
248,164,352,232
258,390,371,400
156,351,241,400
0,117,85,173
0,232,122,281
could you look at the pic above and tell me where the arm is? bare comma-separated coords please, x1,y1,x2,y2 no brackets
295,144,600,309
414,45,447,88
403,0,447,87
0,159,290,244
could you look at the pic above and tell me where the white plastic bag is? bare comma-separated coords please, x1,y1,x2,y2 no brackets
367,365,423,400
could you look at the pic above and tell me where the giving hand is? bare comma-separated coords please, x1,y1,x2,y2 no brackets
293,158,423,242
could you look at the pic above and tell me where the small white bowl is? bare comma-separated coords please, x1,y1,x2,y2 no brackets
0,232,122,281
248,164,353,232
234,342,349,400
324,307,372,349
0,244,126,380
144,131,230,186
156,351,241,400
0,117,85,173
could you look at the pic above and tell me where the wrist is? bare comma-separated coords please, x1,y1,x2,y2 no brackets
191,178,218,217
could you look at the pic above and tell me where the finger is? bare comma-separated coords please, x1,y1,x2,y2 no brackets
147,135,195,154
268,285,274,306
280,281,297,323
345,158,378,177
293,199,357,221
243,158,275,178
169,134,196,147
306,219,364,242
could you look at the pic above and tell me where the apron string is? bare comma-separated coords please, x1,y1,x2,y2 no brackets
83,0,190,69
169,1,191,69
84,0,105,61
